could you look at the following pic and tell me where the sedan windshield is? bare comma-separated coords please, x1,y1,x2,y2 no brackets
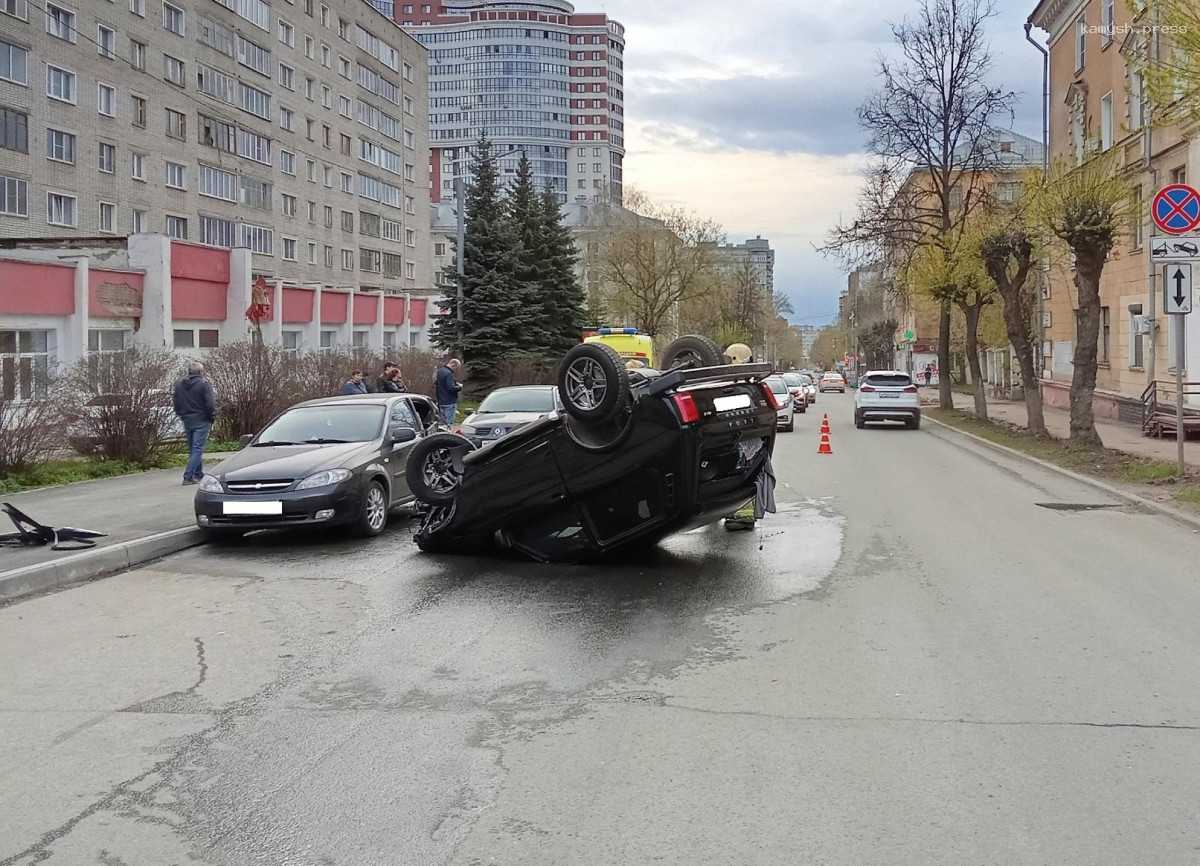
256,405,385,445
477,388,557,414
765,377,789,395
783,374,806,388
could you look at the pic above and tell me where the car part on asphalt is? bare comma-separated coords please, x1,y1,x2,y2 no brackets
0,503,107,551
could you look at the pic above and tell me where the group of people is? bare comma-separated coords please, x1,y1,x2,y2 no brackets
339,361,408,397
342,357,464,425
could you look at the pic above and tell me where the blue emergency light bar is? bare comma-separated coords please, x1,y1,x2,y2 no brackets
597,327,640,335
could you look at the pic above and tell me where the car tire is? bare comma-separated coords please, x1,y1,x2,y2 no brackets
407,433,477,505
353,479,389,537
660,334,725,370
854,411,865,429
557,343,630,424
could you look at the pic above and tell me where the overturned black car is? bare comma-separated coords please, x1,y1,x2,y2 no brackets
404,336,779,562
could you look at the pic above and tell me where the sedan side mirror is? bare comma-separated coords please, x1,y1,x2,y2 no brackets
238,434,254,448
388,426,418,445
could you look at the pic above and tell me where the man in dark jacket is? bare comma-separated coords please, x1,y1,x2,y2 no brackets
435,358,463,425
173,361,216,486
340,370,368,396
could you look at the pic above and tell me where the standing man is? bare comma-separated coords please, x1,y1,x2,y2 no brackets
340,370,368,395
435,357,463,425
173,361,216,486
924,363,934,387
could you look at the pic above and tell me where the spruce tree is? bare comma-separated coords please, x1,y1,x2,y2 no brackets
538,186,587,355
442,136,529,391
506,154,556,357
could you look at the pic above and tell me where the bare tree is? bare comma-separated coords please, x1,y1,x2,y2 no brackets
204,342,294,439
594,191,724,338
822,0,1015,410
0,375,63,475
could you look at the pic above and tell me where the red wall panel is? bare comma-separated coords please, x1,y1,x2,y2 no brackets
171,242,230,282
171,279,227,321
321,291,348,324
282,288,314,323
353,293,379,325
0,261,75,315
410,298,428,327
383,296,406,326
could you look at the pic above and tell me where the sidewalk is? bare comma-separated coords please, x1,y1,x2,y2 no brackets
943,392,1199,470
0,456,228,601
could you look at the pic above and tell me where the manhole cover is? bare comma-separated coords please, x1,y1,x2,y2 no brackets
1035,503,1122,512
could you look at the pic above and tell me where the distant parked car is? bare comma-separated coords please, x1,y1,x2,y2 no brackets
781,372,810,414
819,372,846,393
458,385,562,447
764,375,795,432
854,371,921,429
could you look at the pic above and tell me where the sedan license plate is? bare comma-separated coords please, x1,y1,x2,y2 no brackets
714,394,752,412
880,394,901,399
223,501,283,516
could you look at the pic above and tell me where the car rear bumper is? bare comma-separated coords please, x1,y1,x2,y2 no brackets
194,484,362,530
859,406,921,420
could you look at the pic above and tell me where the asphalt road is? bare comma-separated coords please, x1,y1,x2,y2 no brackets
4,393,1200,865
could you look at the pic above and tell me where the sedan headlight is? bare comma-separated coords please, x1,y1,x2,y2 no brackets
295,468,352,490
199,474,223,493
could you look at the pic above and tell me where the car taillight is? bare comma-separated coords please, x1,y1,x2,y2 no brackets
760,382,780,410
859,385,876,392
903,385,918,393
672,392,701,424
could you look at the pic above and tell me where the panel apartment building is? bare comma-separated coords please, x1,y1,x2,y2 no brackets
393,0,625,207
1030,0,1200,419
0,0,435,358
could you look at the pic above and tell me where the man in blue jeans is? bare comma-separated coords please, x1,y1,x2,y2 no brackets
435,357,463,425
173,361,216,486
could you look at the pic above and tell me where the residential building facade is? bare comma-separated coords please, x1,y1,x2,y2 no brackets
396,0,625,207
0,0,435,362
1030,0,1200,418
712,236,775,300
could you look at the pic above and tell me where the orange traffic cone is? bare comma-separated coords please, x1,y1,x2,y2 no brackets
820,414,831,435
818,415,833,455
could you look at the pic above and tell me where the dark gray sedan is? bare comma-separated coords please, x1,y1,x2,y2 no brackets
194,393,445,540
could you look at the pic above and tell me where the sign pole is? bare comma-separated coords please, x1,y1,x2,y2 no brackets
1176,316,1186,477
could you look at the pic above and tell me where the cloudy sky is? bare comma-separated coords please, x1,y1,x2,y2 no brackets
590,0,1047,326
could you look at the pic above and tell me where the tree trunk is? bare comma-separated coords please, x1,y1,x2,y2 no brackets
961,302,988,421
937,299,952,408
1068,248,1105,449
997,285,1047,436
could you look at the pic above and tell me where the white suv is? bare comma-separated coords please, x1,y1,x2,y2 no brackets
854,371,921,430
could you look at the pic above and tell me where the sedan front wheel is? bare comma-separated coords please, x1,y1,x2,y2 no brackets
354,480,389,537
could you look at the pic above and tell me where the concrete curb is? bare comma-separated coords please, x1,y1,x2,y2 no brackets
924,415,1200,532
0,526,207,604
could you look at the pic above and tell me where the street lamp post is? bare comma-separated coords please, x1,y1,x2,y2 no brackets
449,147,524,347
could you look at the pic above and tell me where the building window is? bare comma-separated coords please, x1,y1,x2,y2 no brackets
199,214,235,247
280,151,296,175
98,141,115,173
131,152,146,181
165,107,186,139
340,172,352,193
165,214,187,239
405,261,415,280
240,176,273,211
341,248,354,270
1075,16,1086,71
341,210,353,232
46,128,75,164
0,107,28,153
1172,166,1187,185
173,329,194,349
0,174,28,216
162,2,185,36
280,105,294,131
1100,92,1113,151
239,222,273,254
1129,304,1144,369
282,330,301,352
0,39,27,85
0,330,54,401
199,164,237,201
1102,0,1115,45
405,228,415,247
96,83,116,117
45,3,75,42
130,40,146,70
279,19,294,47
279,63,295,90
87,328,131,390
283,237,297,260
131,208,147,233
282,193,296,216
165,161,186,190
46,191,76,227
98,201,116,233
434,242,446,257
46,64,76,103
1,0,27,20
320,330,335,351
132,95,147,128
163,54,185,86
1100,306,1110,365
129,0,144,17
96,24,115,58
